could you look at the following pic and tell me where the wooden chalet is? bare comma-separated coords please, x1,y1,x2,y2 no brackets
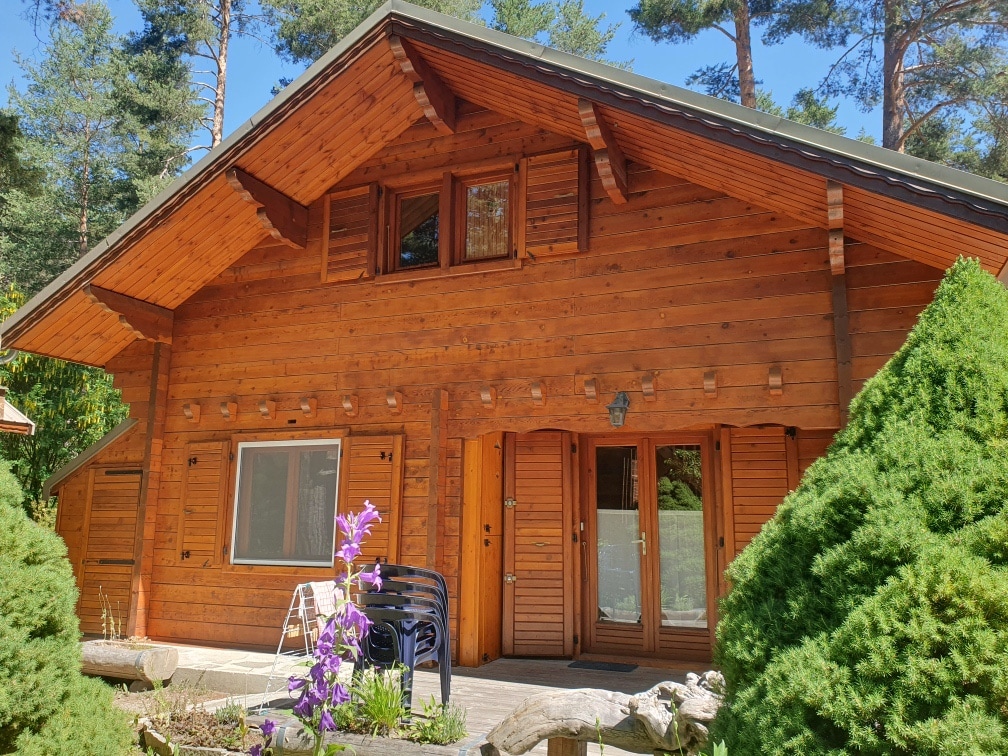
6,1,1008,666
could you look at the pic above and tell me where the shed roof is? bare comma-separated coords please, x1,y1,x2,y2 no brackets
41,418,138,498
0,388,35,436
4,0,1008,366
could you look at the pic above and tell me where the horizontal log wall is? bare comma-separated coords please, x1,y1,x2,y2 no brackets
56,106,942,651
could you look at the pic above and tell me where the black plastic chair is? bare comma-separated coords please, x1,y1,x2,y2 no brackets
357,564,451,710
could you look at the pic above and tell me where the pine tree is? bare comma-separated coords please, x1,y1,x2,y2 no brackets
713,258,1008,753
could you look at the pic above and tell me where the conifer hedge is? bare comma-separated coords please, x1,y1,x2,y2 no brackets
0,460,134,754
712,259,1008,754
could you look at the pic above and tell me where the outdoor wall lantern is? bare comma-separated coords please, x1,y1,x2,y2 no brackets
606,391,630,428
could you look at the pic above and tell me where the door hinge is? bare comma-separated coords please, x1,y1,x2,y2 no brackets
718,536,725,548
570,443,577,454
504,573,517,584
188,457,198,467
573,634,579,645
572,532,578,543
504,498,517,509
715,440,721,451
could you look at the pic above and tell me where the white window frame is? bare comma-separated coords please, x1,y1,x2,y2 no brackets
230,438,342,567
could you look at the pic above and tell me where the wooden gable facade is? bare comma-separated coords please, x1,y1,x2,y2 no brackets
8,2,1008,664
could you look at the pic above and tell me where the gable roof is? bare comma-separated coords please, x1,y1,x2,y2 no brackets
5,0,1008,367
41,418,137,498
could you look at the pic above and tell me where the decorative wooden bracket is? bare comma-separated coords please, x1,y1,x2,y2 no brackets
386,390,403,413
827,181,845,275
220,401,238,421
583,377,598,403
703,370,717,398
827,180,853,424
226,167,308,249
578,99,628,205
258,400,276,419
768,366,783,397
182,402,200,423
341,394,358,417
531,381,546,406
389,35,456,135
83,284,173,344
480,386,497,409
300,397,317,417
641,373,656,401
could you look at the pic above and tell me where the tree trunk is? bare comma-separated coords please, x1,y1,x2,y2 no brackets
486,674,724,756
81,640,179,684
211,0,232,148
882,0,905,150
78,122,90,258
733,0,757,109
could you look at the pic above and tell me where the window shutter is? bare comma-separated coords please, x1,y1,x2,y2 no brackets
524,148,587,258
178,441,229,567
322,184,378,283
728,428,789,556
340,434,404,563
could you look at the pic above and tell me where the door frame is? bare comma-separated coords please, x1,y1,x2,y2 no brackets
579,431,719,660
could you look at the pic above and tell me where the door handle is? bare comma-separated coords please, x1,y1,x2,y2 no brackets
631,531,646,555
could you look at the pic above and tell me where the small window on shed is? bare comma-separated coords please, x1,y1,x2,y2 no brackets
231,439,342,566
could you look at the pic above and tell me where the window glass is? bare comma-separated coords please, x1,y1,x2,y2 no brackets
232,440,341,566
398,192,440,269
464,180,509,260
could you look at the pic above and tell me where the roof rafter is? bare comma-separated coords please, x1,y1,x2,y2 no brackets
390,34,457,135
578,99,628,205
83,284,174,344
226,167,309,248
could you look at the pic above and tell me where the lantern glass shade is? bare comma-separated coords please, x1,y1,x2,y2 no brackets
606,391,630,427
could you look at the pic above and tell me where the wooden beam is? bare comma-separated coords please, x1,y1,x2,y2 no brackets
389,35,456,135
827,181,853,425
225,167,308,248
827,180,845,275
577,99,628,205
83,284,173,344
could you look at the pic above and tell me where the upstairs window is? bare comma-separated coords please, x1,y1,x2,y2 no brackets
461,176,510,261
386,168,515,272
395,189,441,270
231,439,342,566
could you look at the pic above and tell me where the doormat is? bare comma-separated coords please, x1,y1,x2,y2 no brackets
568,660,638,673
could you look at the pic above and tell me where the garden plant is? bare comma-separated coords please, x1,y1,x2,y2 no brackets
0,459,134,754
712,258,1008,753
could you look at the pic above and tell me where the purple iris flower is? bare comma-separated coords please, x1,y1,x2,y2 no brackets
293,695,315,719
288,676,306,693
249,745,262,756
261,719,276,738
337,540,363,563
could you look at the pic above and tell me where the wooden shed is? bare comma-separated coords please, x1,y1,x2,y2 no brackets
5,1,1008,665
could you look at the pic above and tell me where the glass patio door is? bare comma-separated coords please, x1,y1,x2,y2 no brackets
584,434,714,658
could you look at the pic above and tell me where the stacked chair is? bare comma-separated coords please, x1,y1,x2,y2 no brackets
356,564,451,711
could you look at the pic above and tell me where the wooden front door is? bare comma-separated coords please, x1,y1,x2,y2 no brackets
78,468,143,636
582,434,717,661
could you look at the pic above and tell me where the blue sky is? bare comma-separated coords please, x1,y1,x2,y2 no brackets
1,0,882,151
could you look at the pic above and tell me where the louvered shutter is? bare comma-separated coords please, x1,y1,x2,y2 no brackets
178,441,229,567
340,434,404,563
322,185,377,282
524,149,586,258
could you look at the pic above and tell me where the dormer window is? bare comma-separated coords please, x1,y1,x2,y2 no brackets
395,189,441,270
460,175,510,262
384,166,516,273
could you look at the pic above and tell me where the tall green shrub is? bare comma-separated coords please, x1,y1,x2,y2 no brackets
0,460,133,753
712,258,1008,754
